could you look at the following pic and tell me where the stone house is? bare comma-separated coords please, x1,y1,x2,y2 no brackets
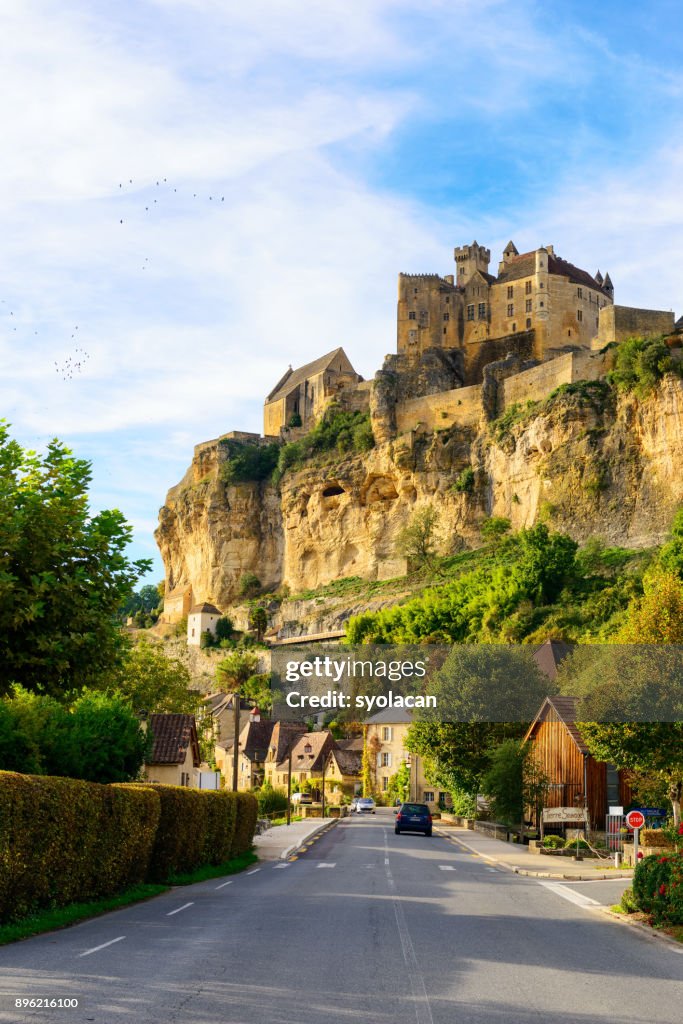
187,602,221,646
143,713,200,787
263,347,362,436
263,721,309,788
364,708,446,808
325,746,362,804
215,718,275,791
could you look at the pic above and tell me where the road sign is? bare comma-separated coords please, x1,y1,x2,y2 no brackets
626,810,645,830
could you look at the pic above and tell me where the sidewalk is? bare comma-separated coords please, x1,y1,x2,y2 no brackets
438,824,634,881
254,817,337,861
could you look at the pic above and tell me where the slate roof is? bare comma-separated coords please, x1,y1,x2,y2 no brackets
265,347,352,404
330,748,362,776
532,639,573,681
337,735,364,752
148,714,200,766
189,602,221,615
238,720,276,762
279,730,335,772
496,251,609,295
267,721,308,763
524,696,589,754
364,707,414,726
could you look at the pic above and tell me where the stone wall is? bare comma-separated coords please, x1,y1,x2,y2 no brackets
395,384,483,434
501,351,606,409
597,305,675,347
464,328,535,384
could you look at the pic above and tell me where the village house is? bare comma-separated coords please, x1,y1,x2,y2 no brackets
143,713,200,787
364,708,448,808
524,695,633,832
187,602,222,646
215,717,275,791
325,746,363,804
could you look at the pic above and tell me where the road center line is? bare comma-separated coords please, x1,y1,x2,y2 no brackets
384,834,434,1024
215,880,234,889
78,936,126,957
438,865,456,871
166,902,194,916
273,863,289,869
246,869,261,876
317,862,336,868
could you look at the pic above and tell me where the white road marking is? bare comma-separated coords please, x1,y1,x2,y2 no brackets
317,862,336,868
78,936,126,957
438,865,456,871
384,835,434,1024
166,902,194,916
215,880,234,889
246,869,261,876
273,863,289,869
537,881,600,907
485,867,497,873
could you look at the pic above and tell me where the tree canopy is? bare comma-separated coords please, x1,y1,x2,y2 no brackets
0,423,151,697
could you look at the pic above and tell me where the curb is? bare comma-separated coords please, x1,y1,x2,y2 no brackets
439,830,633,881
596,906,683,955
279,818,338,861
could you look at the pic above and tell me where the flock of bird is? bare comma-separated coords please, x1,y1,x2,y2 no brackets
3,175,226,382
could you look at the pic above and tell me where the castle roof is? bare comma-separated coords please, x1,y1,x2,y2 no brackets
497,250,609,295
265,347,354,405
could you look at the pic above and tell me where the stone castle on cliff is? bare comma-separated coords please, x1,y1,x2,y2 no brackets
261,239,674,443
159,239,679,626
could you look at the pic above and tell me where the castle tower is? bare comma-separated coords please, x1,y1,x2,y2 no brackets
602,272,614,299
497,240,519,274
533,247,550,358
454,241,491,287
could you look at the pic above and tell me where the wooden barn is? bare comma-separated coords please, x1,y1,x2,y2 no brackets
524,696,632,831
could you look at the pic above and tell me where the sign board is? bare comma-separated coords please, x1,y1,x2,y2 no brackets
608,806,624,816
626,810,645,830
634,807,666,817
542,806,589,823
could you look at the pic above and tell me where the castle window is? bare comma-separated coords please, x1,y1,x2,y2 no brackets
526,318,532,329
577,309,583,322
512,322,517,332
445,296,450,304
507,286,514,299
478,302,486,319
414,287,418,294
596,318,599,328
540,282,544,288
507,303,514,317
525,280,532,295
408,311,416,320
408,330,417,344
540,301,544,308
567,329,571,337
577,287,583,298
525,299,532,313
467,304,475,321
443,327,447,335
419,310,429,326
443,313,450,321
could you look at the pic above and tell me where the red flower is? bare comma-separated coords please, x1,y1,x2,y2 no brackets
678,824,683,835
659,883,667,896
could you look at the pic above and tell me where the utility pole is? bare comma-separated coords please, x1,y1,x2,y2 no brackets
286,741,293,826
321,754,327,818
231,690,240,792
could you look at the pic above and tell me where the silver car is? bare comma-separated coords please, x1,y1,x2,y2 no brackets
356,797,376,814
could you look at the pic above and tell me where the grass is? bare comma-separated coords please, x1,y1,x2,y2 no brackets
0,850,258,946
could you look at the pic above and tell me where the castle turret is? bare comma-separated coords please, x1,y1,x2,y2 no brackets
603,272,614,299
595,270,604,287
454,241,491,287
497,240,519,274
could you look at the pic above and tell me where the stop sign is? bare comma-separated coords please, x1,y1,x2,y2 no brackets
626,810,645,830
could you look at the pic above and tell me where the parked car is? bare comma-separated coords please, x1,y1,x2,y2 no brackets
394,802,432,836
349,797,360,811
291,792,313,805
356,797,376,814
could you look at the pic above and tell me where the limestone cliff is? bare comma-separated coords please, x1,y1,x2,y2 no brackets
155,376,683,619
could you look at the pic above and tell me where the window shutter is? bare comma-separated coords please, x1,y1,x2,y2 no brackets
387,753,393,768
377,753,382,767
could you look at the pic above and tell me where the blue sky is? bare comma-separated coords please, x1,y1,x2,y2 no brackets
2,0,682,583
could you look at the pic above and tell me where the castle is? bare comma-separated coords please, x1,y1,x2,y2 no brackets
262,240,674,440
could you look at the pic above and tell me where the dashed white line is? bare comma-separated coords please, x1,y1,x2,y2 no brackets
438,865,456,871
78,936,126,957
273,863,289,869
166,902,194,916
246,869,261,876
537,881,600,907
317,862,336,868
215,880,234,889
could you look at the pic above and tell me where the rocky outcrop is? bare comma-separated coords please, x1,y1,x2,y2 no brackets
155,376,683,617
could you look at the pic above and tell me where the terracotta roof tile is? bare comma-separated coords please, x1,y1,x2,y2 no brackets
148,714,199,766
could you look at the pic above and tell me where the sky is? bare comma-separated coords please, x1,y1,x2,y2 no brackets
2,0,682,583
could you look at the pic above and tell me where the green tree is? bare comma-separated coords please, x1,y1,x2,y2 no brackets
249,605,268,642
215,616,234,642
0,423,151,697
387,759,411,804
480,516,511,543
111,640,199,715
216,651,260,694
396,506,441,571
62,691,149,783
238,573,262,599
481,740,548,832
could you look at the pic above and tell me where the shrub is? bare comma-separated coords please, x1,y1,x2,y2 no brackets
453,467,475,494
564,836,590,850
256,784,288,816
238,573,262,599
202,791,238,866
542,834,565,849
632,850,683,925
641,828,673,849
146,786,211,881
232,792,259,857
0,772,159,923
220,439,280,484
619,886,638,914
215,616,234,642
608,335,681,397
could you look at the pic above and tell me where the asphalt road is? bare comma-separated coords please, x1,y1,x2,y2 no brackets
0,809,681,1024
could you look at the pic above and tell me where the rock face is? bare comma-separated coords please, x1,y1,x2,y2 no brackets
155,377,683,616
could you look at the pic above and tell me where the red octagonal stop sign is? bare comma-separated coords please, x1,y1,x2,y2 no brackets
626,810,645,829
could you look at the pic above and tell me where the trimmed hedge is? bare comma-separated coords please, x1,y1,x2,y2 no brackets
0,772,257,923
633,851,683,925
232,792,259,857
0,772,159,922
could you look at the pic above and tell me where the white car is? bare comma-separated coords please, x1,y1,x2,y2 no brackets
291,792,313,805
356,797,376,814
